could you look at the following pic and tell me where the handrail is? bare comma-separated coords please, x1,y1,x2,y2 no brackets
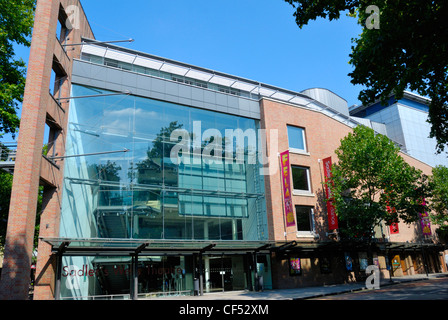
60,293,131,300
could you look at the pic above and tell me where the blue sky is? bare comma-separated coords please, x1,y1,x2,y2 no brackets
5,0,364,143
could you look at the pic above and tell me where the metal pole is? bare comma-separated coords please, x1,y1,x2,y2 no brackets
63,39,134,47
54,242,69,300
254,252,258,291
54,253,63,300
49,148,130,160
221,254,224,292
133,254,139,300
56,91,131,101
246,253,253,291
199,252,203,296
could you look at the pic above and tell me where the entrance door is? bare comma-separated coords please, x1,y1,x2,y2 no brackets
400,255,408,275
205,255,246,292
208,256,232,292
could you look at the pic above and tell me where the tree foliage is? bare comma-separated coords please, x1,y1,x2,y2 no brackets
428,165,448,242
284,0,448,152
330,126,428,240
0,0,36,138
0,169,13,249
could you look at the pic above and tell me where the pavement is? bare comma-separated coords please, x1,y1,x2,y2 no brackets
145,272,448,300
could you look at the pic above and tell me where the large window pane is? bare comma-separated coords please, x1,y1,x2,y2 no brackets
291,166,311,192
62,85,267,241
287,125,306,151
295,206,314,232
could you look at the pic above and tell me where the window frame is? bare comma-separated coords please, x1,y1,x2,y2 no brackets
295,205,315,236
291,165,312,195
287,125,308,154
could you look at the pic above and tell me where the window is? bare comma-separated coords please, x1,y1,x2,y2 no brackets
295,205,314,232
291,166,311,193
56,4,70,46
50,61,67,98
287,125,307,153
218,85,241,96
171,75,208,89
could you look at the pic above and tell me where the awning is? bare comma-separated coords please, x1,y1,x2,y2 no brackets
41,237,446,257
40,237,274,256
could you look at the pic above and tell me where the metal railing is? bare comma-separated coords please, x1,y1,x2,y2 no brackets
138,290,193,300
60,293,131,300
59,290,193,300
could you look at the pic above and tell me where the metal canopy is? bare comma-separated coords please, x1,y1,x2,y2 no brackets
41,237,274,256
41,237,446,257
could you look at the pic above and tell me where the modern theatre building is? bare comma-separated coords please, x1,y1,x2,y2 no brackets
0,0,446,300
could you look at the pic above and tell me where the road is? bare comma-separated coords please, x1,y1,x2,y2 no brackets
312,277,448,300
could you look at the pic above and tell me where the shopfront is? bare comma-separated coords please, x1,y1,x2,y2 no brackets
43,239,272,300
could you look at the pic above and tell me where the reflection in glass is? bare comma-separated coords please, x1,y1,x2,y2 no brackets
60,85,266,242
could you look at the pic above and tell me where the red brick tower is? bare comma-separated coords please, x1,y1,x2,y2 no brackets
0,0,93,300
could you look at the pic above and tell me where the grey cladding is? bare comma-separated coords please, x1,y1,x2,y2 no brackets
72,60,261,119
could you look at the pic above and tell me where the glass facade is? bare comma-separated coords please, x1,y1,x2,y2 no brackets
60,84,267,242
353,99,448,168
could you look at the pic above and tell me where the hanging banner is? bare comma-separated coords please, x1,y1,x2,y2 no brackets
385,188,399,234
420,198,432,236
322,157,338,230
280,151,296,227
389,222,400,234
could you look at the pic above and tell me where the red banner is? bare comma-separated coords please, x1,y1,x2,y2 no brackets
280,151,296,227
323,157,338,230
389,222,399,234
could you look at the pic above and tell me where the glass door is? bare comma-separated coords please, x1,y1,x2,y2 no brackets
204,255,246,292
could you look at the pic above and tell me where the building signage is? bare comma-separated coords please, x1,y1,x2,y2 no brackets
280,151,296,227
322,157,338,230
420,198,432,235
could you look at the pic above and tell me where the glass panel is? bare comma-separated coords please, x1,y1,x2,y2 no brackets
291,166,310,191
287,126,306,151
60,256,131,300
295,206,313,232
62,85,267,241
138,256,192,295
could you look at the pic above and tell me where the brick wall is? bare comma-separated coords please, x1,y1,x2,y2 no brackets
260,98,353,242
260,97,438,289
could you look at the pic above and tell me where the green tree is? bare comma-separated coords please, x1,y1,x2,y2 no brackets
330,126,428,241
428,165,448,243
0,0,36,138
284,0,448,152
0,170,13,249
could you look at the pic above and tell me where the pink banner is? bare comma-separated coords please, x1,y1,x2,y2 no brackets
323,157,338,230
419,198,431,235
280,151,296,227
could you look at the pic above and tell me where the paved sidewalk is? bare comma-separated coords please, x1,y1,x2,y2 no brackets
146,272,448,300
